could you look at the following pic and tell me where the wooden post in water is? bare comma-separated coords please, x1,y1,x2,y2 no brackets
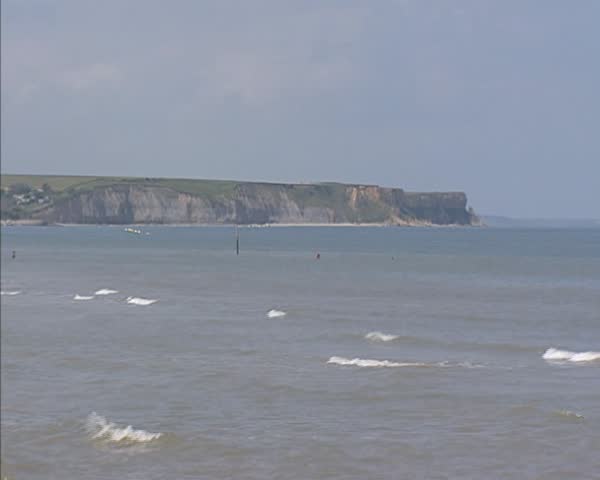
236,226,240,255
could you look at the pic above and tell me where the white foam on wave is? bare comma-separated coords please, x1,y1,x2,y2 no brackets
74,294,94,300
365,331,399,342
86,412,162,443
267,309,287,318
556,409,585,420
0,290,21,296
543,348,600,363
327,356,483,369
327,356,428,368
126,296,158,306
95,289,119,295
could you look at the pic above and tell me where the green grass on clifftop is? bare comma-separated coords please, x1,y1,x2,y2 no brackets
1,174,240,197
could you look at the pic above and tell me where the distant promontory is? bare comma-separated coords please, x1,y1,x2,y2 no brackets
0,175,479,226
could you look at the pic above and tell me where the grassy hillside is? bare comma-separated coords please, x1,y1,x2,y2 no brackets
0,174,240,197
0,175,365,203
1,174,104,191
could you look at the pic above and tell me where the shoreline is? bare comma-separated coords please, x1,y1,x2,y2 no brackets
1,220,481,228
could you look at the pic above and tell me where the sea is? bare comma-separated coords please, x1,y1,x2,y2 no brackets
1,225,599,480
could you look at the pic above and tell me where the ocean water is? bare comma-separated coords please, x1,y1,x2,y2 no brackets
1,225,599,480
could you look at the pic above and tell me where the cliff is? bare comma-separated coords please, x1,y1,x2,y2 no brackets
0,175,478,226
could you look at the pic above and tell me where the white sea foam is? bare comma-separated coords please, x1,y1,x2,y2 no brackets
74,294,94,300
542,348,574,361
365,331,399,342
126,296,158,306
0,290,21,296
95,289,119,295
543,348,600,363
327,356,428,368
556,409,585,420
267,309,287,318
86,412,162,443
327,356,481,369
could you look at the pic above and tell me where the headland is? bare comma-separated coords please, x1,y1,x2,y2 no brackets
1,174,479,226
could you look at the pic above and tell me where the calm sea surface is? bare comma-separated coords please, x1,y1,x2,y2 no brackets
1,226,599,479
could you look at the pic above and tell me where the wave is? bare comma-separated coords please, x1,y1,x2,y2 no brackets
455,361,485,369
555,409,585,420
126,296,158,306
361,333,540,353
0,290,21,296
267,309,287,318
327,356,428,368
543,348,600,363
365,331,399,342
327,356,484,369
95,289,119,295
74,294,94,300
86,412,162,443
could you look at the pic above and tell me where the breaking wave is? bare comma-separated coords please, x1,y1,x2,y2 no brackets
327,356,483,369
86,412,162,443
543,348,600,363
95,289,119,295
74,294,94,300
365,331,399,342
267,309,287,318
0,290,21,296
327,356,428,368
126,296,158,306
555,409,585,420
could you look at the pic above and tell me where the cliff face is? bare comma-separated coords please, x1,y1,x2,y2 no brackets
29,182,477,225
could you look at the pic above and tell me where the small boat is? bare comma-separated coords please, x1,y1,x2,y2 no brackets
124,227,142,235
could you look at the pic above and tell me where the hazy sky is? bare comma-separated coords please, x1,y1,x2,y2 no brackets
2,0,599,218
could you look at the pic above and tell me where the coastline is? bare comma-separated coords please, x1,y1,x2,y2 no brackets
2,175,479,228
1,220,480,228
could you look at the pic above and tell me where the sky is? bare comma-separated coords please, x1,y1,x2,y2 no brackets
1,0,599,218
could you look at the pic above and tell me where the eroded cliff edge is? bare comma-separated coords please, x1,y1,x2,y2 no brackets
1,177,479,226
